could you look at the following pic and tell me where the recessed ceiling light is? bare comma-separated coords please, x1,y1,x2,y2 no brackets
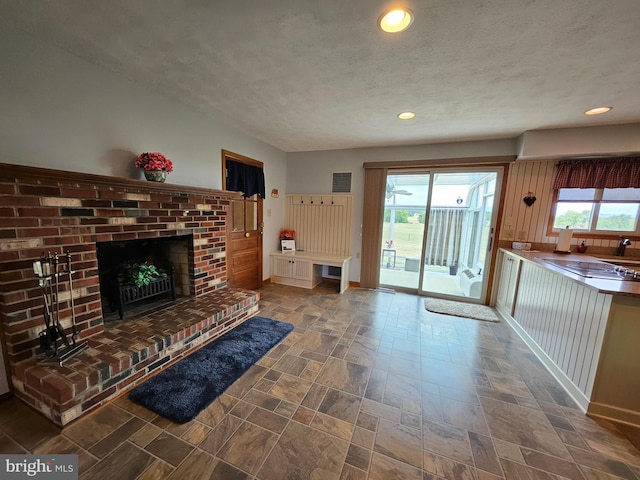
584,106,612,115
398,111,415,120
378,8,414,33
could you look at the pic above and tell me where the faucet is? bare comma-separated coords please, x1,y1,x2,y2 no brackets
615,236,631,256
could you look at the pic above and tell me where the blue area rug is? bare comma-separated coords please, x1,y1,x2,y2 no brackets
129,316,294,423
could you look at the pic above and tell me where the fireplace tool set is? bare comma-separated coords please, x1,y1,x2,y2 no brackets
33,251,87,365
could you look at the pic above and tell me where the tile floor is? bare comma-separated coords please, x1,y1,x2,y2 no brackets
1,282,639,479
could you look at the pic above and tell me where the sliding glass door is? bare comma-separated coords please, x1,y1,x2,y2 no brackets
419,171,498,300
379,168,502,302
379,173,430,290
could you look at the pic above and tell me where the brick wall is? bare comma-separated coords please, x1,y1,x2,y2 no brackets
0,163,240,366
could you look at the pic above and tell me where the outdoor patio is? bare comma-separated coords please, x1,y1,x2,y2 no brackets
379,260,464,295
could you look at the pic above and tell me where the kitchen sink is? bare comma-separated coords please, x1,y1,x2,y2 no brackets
538,258,640,281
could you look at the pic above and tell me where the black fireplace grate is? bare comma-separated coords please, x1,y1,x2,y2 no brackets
117,273,176,319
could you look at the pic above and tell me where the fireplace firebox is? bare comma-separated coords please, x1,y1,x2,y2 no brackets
96,236,192,320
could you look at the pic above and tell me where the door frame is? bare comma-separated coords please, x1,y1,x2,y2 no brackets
221,149,264,289
371,162,509,304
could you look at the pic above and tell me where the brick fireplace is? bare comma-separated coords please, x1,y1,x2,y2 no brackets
0,163,259,425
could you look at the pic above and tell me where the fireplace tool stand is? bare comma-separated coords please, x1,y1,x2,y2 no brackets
33,251,88,365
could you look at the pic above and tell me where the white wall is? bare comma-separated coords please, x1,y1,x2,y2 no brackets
286,139,516,281
517,124,640,159
0,21,287,277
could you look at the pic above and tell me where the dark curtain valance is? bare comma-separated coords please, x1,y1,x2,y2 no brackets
226,159,265,198
553,157,640,190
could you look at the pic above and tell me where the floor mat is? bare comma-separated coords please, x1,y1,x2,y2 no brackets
129,316,293,423
424,297,500,322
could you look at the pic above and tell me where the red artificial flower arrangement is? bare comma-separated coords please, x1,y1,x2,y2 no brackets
279,229,296,240
135,152,174,173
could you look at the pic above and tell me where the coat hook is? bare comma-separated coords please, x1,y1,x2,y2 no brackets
331,197,334,205
310,196,314,204
320,196,324,205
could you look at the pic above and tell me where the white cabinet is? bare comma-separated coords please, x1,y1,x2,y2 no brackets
496,251,521,317
271,254,322,289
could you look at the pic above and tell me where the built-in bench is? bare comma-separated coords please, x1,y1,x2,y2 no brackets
12,288,259,427
270,251,351,293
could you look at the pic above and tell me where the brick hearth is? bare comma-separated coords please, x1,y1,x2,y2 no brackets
0,163,259,425
14,290,258,426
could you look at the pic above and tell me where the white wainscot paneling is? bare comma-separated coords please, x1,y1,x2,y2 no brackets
512,261,610,408
286,195,353,256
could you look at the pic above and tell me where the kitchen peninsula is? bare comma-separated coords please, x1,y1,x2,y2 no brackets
493,249,640,427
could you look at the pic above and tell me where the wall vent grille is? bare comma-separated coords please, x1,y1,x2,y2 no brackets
332,172,352,193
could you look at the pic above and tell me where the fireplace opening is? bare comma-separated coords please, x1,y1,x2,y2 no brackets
96,235,193,322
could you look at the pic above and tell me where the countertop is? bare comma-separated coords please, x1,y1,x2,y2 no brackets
500,248,640,297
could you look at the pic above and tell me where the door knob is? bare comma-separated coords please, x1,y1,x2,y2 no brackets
245,232,250,238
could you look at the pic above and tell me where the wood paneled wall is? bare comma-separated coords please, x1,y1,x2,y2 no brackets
285,195,352,256
500,159,622,250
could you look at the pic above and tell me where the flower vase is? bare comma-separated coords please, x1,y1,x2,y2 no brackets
144,170,167,183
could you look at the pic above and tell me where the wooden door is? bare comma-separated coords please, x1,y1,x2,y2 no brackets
222,150,263,290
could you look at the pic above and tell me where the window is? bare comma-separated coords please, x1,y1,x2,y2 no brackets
552,188,640,234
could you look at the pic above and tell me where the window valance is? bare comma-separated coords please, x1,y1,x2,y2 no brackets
553,157,640,190
226,159,265,198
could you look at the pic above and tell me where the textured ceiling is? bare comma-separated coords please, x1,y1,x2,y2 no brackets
2,0,640,152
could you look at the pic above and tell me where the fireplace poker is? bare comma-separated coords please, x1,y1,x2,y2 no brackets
53,250,88,363
34,259,57,356
64,251,79,344
41,281,55,355
52,253,59,328
52,253,71,350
